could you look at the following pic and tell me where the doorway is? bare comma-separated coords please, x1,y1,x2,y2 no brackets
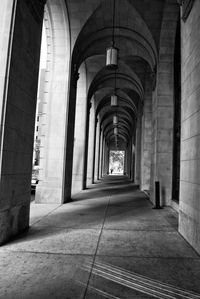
109,151,125,175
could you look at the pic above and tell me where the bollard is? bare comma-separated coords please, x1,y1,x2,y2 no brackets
153,181,162,209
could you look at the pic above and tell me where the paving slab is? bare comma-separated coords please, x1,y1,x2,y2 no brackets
34,204,107,229
0,176,200,299
0,251,91,299
1,227,101,255
97,230,198,258
85,256,200,299
30,202,60,225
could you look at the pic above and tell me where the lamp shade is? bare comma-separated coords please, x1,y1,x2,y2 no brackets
114,127,118,135
113,116,118,125
111,94,118,106
106,46,118,68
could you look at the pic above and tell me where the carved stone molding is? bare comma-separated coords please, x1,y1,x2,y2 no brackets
178,0,195,22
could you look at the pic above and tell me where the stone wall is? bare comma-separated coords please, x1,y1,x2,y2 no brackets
179,0,200,254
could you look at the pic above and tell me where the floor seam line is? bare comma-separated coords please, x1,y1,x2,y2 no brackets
82,195,111,299
30,204,62,226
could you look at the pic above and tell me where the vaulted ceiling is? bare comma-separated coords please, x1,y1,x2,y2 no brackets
66,0,177,150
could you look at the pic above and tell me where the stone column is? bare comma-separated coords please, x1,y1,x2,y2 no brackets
99,129,104,178
0,0,45,244
141,80,152,191
150,0,179,205
135,106,142,185
87,99,95,186
104,143,109,175
97,127,102,180
131,138,135,181
71,64,87,196
92,118,97,184
102,137,106,176
82,102,91,190
63,67,79,202
94,120,100,181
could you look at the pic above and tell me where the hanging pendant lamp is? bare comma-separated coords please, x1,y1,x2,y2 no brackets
106,0,118,69
111,67,118,106
114,127,118,135
111,94,118,106
106,46,118,68
113,115,118,125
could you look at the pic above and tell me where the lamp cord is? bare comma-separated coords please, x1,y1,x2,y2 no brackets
112,0,116,46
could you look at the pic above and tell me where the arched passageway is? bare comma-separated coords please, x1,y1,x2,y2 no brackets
0,0,200,275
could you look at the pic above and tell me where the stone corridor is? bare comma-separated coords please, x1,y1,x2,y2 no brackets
0,176,200,299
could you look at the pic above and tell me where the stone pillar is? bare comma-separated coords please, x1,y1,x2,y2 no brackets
94,120,100,181
135,106,142,185
0,0,45,244
131,138,135,181
71,64,87,196
99,129,104,178
87,99,95,186
150,0,179,205
97,127,102,180
92,118,97,184
63,67,79,202
141,80,152,191
179,0,200,254
102,137,106,176
36,0,71,203
82,102,91,190
104,142,108,176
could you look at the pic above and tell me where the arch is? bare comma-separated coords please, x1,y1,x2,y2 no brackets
35,0,71,203
73,0,158,70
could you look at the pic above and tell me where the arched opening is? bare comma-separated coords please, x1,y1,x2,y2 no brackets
109,150,125,175
31,22,47,199
66,0,158,196
33,0,71,204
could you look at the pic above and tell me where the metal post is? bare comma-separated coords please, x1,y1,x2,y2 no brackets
153,181,162,209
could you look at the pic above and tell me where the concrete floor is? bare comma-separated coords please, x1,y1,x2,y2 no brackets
0,176,200,299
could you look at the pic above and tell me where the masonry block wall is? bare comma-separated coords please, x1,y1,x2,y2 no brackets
179,0,200,254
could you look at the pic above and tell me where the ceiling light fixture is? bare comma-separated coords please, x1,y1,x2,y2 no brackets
111,69,118,106
106,0,118,69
